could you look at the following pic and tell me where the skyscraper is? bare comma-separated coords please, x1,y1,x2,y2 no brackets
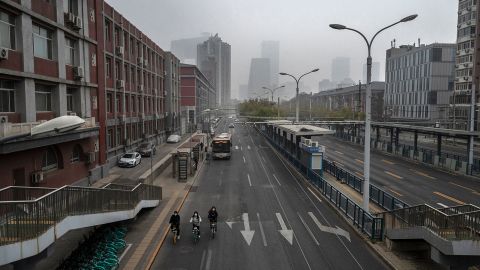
170,33,209,64
197,34,232,106
331,57,351,83
363,62,381,82
261,41,280,87
239,84,249,100
248,58,271,98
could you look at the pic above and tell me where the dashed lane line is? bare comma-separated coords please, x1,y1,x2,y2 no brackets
382,159,395,165
307,187,322,202
334,150,344,155
354,159,363,164
273,174,282,186
243,156,246,163
384,170,403,180
410,169,436,180
449,182,480,195
297,212,319,246
247,173,252,187
257,213,268,247
433,191,465,205
387,188,403,197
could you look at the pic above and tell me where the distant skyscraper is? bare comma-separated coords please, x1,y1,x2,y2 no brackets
239,84,249,100
363,62,381,82
318,79,336,91
197,34,231,106
261,41,280,87
331,57,350,83
170,33,210,64
248,58,271,97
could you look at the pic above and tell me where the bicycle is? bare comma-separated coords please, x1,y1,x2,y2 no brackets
210,221,217,239
171,225,178,245
192,226,200,244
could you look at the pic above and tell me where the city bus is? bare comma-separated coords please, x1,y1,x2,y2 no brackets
211,133,232,159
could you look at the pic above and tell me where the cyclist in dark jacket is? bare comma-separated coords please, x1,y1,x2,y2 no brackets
208,206,218,223
169,211,180,239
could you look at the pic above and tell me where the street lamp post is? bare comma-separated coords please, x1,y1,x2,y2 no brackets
279,69,319,123
262,85,285,102
330,14,417,213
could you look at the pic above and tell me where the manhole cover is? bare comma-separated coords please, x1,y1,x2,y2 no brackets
179,246,194,254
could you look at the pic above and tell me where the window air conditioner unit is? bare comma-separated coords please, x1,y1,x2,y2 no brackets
467,6,472,11
164,90,167,97
464,63,469,67
64,12,75,25
164,70,167,76
0,115,8,123
138,84,144,93
304,139,311,146
116,46,124,57
464,76,469,81
143,59,148,68
471,34,476,38
31,171,44,184
73,66,84,79
467,21,472,25
311,141,319,147
67,112,77,116
73,16,82,30
86,152,96,164
137,57,143,66
116,80,125,89
0,47,8,60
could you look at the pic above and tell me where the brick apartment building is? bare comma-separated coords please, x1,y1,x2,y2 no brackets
165,52,181,136
0,0,168,188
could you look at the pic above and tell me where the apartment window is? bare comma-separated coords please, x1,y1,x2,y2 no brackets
115,27,121,46
0,10,15,49
35,85,52,111
106,57,112,78
116,127,122,146
107,129,113,148
106,93,113,113
126,94,130,112
116,94,121,112
0,80,15,112
104,19,111,41
65,37,76,65
63,0,78,15
66,88,75,112
132,95,136,112
115,61,121,79
33,24,53,59
131,67,135,85
130,37,134,56
71,144,81,163
42,147,58,171
124,64,129,83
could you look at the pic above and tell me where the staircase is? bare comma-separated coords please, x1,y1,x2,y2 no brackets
0,183,161,266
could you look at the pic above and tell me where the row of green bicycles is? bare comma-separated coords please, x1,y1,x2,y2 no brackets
57,225,128,270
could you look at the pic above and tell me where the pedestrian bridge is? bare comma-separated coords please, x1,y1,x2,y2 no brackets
0,183,161,266
383,204,480,267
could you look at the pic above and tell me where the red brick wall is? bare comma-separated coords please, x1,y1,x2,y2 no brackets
65,65,74,81
36,112,55,121
0,113,20,123
34,57,59,78
0,50,22,71
31,0,57,21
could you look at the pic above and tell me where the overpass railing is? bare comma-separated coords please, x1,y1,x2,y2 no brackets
258,128,383,240
0,183,161,246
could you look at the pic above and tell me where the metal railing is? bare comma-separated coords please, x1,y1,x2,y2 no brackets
258,128,384,239
0,183,161,246
384,204,480,241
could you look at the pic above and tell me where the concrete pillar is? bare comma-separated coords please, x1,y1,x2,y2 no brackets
414,130,418,154
19,13,34,73
54,84,67,116
21,0,31,8
437,134,442,157
17,79,36,122
56,29,66,79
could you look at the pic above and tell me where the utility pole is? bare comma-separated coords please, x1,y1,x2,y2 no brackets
278,97,280,118
309,92,312,120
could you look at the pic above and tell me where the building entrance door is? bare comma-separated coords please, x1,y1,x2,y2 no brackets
13,168,26,186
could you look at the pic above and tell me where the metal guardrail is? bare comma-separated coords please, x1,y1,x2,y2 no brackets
384,204,480,241
258,128,384,240
0,183,161,246
322,159,410,211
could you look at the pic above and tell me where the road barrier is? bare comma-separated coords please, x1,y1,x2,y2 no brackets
258,128,384,240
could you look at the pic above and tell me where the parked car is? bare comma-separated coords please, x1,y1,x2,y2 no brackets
229,123,235,128
167,134,181,143
137,142,156,157
118,152,141,167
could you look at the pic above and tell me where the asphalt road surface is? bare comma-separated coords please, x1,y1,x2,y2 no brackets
151,120,388,270
313,136,480,207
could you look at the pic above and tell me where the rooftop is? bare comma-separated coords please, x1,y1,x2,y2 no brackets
276,124,335,136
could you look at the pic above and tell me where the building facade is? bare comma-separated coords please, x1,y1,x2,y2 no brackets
196,34,231,107
331,57,351,83
165,52,181,135
453,0,480,130
384,43,455,123
247,58,270,98
313,82,385,121
261,40,279,87
170,33,209,65
0,0,169,188
180,64,215,132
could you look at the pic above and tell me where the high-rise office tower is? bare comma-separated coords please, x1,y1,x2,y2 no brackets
248,58,271,98
363,62,381,82
170,33,210,64
331,57,351,83
197,34,231,107
261,41,280,87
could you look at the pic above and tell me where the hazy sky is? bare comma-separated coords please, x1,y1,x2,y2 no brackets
108,0,458,98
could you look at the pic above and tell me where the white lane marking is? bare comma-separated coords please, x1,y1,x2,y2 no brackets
247,173,252,187
273,174,282,186
241,146,243,151
297,212,319,245
276,213,293,245
261,155,266,162
118,243,132,262
257,213,268,247
226,221,234,229
199,249,207,270
235,146,239,150
240,213,255,245
437,203,449,208
243,156,246,163
250,135,254,144
308,212,351,242
248,145,251,150
307,187,322,202
205,249,213,270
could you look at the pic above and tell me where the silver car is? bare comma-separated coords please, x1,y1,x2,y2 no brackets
118,152,141,167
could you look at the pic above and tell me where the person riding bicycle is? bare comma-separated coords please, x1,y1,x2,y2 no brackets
208,206,218,223
189,211,202,237
169,211,180,239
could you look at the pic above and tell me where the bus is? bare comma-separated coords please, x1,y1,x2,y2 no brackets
211,133,232,159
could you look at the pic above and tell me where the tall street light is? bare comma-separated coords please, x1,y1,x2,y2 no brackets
329,14,417,213
263,85,285,102
279,69,319,123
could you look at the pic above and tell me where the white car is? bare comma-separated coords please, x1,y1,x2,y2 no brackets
167,134,181,143
118,152,141,167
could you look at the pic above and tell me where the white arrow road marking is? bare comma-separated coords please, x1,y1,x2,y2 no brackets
226,221,234,229
240,213,255,245
297,213,319,246
257,213,267,247
308,212,351,242
276,213,293,245
247,174,252,187
273,174,282,186
248,145,251,150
